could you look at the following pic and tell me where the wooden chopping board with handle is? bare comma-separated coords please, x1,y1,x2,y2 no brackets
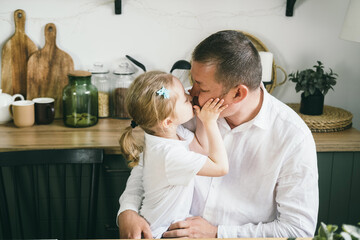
27,23,74,119
1,9,38,98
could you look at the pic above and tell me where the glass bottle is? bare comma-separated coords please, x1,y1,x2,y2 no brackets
62,70,98,128
112,63,135,119
89,63,110,118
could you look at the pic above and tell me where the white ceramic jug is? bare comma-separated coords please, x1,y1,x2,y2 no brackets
0,89,24,124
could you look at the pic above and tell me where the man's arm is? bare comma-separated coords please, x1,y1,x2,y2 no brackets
117,155,152,239
163,133,319,238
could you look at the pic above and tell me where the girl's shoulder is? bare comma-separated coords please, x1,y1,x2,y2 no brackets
176,125,194,142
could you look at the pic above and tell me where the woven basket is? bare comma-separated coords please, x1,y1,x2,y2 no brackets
241,31,287,94
288,103,353,133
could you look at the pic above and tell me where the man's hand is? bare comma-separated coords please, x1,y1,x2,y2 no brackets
118,210,152,239
162,216,218,238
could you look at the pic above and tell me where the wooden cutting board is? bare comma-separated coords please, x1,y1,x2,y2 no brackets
27,23,74,119
1,9,38,98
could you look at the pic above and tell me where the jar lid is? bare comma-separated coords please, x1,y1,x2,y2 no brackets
68,70,92,77
113,62,135,75
88,63,109,74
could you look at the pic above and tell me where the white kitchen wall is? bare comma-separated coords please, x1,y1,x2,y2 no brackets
1,0,359,129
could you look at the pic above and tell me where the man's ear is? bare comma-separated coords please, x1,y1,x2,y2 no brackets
161,117,173,129
232,84,249,103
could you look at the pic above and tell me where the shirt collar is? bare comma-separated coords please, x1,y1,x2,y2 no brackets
252,84,270,130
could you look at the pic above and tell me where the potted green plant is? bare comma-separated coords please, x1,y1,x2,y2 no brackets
313,222,360,240
288,61,338,115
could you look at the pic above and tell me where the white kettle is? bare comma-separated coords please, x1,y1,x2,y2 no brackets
0,89,24,124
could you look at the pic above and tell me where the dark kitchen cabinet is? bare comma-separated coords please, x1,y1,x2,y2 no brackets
95,154,131,239
0,149,103,239
317,152,360,228
96,152,360,238
1,151,359,239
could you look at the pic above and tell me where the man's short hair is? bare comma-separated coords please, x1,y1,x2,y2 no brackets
192,30,262,93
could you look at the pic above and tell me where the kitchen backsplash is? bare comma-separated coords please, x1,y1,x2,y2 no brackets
0,0,359,129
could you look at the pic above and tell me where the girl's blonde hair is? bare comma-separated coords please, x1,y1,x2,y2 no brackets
119,71,176,167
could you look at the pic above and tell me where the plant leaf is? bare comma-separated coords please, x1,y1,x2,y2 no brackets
340,232,352,240
318,222,329,238
328,224,338,233
343,224,360,238
290,61,337,96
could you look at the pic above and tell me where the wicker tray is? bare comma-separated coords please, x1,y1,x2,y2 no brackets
287,103,353,133
242,31,287,94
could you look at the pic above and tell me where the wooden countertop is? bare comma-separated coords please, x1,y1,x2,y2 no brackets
0,119,143,155
0,119,359,154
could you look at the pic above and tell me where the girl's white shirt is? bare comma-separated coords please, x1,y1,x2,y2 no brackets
139,125,207,238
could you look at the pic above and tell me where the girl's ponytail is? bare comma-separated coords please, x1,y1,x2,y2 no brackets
119,126,143,167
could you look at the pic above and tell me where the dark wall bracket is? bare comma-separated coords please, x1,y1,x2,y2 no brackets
115,0,121,15
115,0,295,17
286,0,297,17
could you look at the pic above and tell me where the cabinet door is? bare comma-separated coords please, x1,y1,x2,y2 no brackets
317,152,360,228
0,149,103,239
95,154,131,239
95,152,360,238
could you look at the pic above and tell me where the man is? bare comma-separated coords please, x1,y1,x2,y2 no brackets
117,30,319,238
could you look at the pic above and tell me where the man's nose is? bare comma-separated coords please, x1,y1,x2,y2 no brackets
189,83,200,97
189,83,200,107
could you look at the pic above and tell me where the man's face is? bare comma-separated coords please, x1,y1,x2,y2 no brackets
190,61,234,115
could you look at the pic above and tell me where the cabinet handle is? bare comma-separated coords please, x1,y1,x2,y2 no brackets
103,165,130,173
104,224,119,232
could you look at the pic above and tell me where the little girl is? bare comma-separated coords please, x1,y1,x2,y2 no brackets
119,71,228,238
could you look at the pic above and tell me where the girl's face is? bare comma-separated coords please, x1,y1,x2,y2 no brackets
171,77,194,125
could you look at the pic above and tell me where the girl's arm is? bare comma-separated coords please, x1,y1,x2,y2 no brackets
193,98,229,177
189,116,209,156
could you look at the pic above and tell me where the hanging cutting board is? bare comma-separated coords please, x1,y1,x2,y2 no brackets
1,9,38,98
27,23,74,119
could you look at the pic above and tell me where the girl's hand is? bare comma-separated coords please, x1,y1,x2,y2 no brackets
193,98,228,124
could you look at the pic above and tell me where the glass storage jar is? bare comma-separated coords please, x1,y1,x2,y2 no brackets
112,63,135,119
62,70,98,128
89,63,110,118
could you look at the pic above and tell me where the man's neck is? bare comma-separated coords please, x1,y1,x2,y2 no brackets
224,87,263,129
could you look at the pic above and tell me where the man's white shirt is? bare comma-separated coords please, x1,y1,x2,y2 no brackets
118,88,319,238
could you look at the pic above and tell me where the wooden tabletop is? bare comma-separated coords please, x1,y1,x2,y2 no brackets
0,119,143,154
313,128,360,152
0,119,359,154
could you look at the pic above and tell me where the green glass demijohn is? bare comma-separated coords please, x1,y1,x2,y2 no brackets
62,70,98,127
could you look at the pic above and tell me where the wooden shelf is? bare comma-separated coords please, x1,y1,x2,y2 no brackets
0,119,359,153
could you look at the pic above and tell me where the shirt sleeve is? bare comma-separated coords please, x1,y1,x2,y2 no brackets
177,124,195,144
165,145,207,186
116,154,145,226
218,132,319,238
